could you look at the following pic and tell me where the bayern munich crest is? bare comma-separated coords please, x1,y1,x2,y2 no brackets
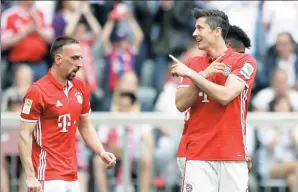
75,92,83,104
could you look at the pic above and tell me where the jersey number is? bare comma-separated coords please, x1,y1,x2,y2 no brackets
58,114,71,132
199,92,209,103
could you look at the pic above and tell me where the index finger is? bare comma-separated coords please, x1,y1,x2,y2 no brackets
213,53,225,63
169,54,181,63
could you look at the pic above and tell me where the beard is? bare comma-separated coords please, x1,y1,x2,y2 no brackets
66,67,80,81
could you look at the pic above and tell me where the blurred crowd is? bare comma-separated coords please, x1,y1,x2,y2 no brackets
1,1,298,192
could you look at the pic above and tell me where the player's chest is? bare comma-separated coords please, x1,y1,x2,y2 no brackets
42,88,83,119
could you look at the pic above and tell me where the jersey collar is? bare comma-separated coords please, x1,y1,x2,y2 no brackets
206,46,233,63
47,70,70,90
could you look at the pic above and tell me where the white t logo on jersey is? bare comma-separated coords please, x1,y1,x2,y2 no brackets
58,114,71,132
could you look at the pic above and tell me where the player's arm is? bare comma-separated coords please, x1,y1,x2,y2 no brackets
79,82,116,168
189,74,245,105
18,121,36,178
174,55,225,111
78,115,106,156
174,57,200,112
187,56,256,105
18,85,44,191
175,84,200,112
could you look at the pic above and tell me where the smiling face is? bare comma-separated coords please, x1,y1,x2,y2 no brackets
54,43,83,81
192,17,223,50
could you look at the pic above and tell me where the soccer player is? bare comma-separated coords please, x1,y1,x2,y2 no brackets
18,37,117,192
176,24,252,178
170,9,257,192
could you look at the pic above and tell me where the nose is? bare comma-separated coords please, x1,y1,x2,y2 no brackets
77,57,83,67
192,29,198,38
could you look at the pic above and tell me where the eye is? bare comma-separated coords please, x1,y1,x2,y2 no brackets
71,56,81,60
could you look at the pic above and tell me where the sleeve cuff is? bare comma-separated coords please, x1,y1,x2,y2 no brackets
20,117,38,123
229,74,249,89
80,109,91,117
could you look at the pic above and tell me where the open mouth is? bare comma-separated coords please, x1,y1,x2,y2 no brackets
72,67,80,73
196,38,202,43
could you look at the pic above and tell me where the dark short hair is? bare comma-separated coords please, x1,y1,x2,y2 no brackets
191,8,230,38
226,25,251,48
50,36,79,59
119,92,137,105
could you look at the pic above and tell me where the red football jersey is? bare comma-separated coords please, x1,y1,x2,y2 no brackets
179,47,257,161
177,108,190,157
20,71,91,181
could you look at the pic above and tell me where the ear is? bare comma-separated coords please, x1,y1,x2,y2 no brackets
54,54,62,66
214,27,222,37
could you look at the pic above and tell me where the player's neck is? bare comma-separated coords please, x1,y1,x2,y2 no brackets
50,67,68,86
206,41,228,59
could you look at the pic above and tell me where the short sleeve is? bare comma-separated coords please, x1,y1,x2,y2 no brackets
80,82,91,116
1,11,15,39
177,59,192,88
20,85,44,122
230,55,257,89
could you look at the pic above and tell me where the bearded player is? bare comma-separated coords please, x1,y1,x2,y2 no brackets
18,37,116,192
176,25,253,177
170,9,257,192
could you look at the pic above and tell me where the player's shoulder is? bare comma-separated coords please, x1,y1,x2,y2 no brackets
230,52,257,66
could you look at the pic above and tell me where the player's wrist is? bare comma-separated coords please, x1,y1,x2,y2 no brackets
199,71,207,78
25,173,36,180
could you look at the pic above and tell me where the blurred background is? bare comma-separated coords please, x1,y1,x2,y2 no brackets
1,0,298,192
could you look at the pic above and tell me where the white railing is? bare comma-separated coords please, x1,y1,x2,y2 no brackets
2,112,298,128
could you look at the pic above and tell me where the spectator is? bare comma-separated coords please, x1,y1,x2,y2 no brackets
94,92,153,192
252,68,298,111
101,5,143,93
264,32,298,89
262,1,298,48
1,65,33,112
65,1,101,94
205,1,260,55
1,0,53,82
1,156,9,192
132,1,157,77
151,0,194,94
3,90,26,192
109,71,140,112
257,95,298,192
52,0,80,38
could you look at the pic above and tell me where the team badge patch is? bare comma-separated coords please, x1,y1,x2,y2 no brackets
223,66,231,76
240,63,254,79
22,99,33,114
75,92,83,104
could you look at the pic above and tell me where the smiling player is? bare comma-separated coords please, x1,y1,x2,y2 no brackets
176,24,253,178
171,9,257,192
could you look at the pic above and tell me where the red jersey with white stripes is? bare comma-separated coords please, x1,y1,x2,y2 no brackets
20,71,91,181
177,108,190,157
179,47,257,161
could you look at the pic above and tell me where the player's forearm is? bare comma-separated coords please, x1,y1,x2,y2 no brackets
18,130,35,178
79,125,106,156
187,70,229,105
1,32,27,50
175,84,200,112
